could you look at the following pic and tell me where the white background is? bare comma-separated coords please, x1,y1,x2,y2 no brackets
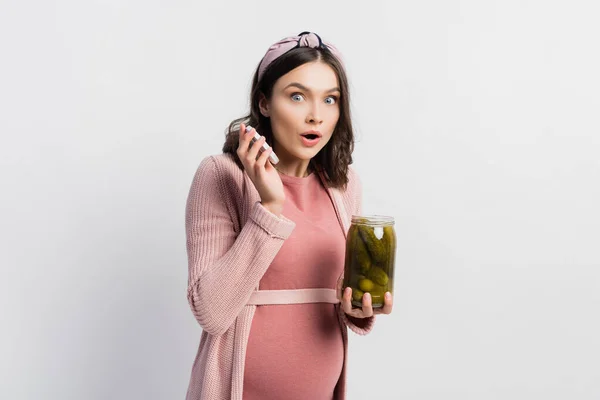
1,0,599,399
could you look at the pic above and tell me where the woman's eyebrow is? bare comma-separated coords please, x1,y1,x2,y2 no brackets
283,82,341,93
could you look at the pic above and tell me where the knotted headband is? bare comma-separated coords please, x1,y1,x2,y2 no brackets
257,31,344,81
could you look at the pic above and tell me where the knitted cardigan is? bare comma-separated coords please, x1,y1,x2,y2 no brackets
185,153,375,399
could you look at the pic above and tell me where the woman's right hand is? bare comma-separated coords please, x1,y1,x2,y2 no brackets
237,123,285,217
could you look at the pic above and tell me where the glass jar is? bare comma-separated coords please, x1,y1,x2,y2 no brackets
342,215,396,308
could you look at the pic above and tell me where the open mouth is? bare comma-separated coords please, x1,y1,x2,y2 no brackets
302,134,319,140
300,133,321,147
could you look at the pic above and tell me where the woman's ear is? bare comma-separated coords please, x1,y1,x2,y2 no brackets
258,93,270,118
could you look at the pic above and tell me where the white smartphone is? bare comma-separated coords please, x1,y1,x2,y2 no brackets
245,125,280,165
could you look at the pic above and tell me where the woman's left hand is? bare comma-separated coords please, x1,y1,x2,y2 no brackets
337,276,393,318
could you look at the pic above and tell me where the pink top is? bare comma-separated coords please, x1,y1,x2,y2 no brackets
243,171,347,399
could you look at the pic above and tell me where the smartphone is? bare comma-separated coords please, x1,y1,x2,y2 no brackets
245,125,280,165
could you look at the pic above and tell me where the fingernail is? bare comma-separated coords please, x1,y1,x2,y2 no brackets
385,292,391,299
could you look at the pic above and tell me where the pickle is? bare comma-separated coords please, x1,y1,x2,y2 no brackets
352,288,364,302
348,224,371,274
355,280,387,307
358,278,375,292
382,226,395,249
358,225,387,264
354,235,372,273
352,274,366,286
367,266,389,286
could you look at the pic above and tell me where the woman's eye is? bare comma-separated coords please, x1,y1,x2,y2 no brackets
325,96,338,105
291,94,304,102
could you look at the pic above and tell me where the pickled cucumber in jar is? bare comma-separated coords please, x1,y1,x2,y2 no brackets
358,225,387,264
342,215,396,308
367,266,389,286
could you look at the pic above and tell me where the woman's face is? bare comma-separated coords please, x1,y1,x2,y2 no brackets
260,61,341,163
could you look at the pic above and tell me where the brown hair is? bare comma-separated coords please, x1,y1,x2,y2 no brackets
222,46,355,189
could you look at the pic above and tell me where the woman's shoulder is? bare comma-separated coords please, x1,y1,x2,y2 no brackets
192,153,245,194
196,153,243,178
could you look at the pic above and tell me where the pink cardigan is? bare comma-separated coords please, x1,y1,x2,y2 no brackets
185,153,375,399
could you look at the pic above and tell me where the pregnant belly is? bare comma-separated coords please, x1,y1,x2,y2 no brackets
243,303,345,400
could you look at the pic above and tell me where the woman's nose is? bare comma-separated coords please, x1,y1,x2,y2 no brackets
306,103,323,124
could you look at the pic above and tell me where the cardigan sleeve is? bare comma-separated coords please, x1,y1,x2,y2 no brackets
339,167,376,335
185,156,296,336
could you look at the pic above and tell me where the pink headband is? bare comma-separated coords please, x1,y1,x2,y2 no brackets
257,31,344,81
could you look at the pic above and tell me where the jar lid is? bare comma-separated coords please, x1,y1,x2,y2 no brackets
351,215,395,226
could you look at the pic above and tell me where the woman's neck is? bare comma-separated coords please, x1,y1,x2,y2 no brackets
274,163,312,178
271,140,313,177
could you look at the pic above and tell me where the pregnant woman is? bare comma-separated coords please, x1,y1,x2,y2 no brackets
184,31,394,400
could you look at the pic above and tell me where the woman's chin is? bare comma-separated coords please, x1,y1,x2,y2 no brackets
296,145,324,159
292,151,318,161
